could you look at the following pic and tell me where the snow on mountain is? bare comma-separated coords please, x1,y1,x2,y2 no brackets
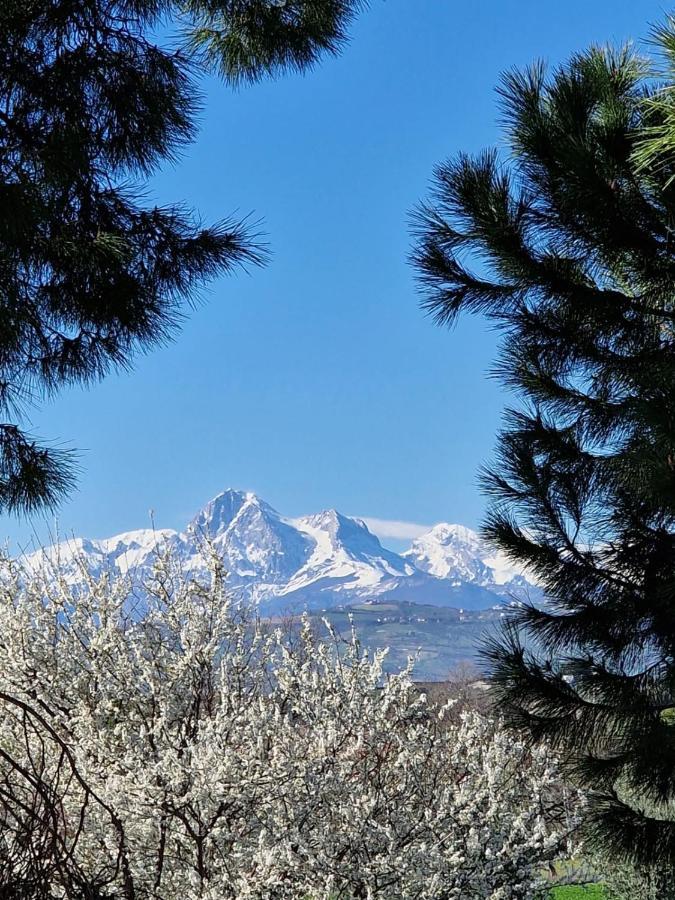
404,523,533,596
283,510,415,594
405,524,491,583
186,491,314,602
22,528,183,591
21,490,540,612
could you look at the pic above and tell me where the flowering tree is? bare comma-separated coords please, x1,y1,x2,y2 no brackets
0,550,578,898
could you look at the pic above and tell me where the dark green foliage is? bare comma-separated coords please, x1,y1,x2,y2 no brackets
0,0,364,513
184,0,368,86
413,45,675,871
633,17,675,182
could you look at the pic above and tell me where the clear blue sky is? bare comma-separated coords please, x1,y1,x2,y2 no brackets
2,0,660,551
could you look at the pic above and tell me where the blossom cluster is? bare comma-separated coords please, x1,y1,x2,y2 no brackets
0,551,578,898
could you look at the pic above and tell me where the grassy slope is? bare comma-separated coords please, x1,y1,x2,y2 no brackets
551,886,606,899
321,601,498,678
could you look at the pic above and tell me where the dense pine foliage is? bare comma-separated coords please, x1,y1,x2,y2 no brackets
413,43,675,880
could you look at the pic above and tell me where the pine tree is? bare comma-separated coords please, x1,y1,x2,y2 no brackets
0,0,364,513
413,43,675,877
633,17,675,182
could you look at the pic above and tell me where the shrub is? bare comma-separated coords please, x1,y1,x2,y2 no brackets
0,550,579,898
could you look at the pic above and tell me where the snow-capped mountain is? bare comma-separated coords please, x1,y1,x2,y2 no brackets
186,491,315,602
404,523,534,598
23,490,540,612
283,510,415,599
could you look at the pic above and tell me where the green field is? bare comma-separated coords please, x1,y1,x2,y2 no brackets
551,885,606,899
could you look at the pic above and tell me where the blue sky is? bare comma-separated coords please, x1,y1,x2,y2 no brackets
2,0,660,551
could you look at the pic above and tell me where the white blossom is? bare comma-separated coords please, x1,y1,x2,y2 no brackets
0,550,579,898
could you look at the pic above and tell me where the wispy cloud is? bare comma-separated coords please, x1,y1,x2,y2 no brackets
360,517,431,541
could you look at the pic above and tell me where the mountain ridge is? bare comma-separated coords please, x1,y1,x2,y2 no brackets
23,489,541,613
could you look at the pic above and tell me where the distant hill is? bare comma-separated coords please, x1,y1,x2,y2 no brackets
318,600,512,680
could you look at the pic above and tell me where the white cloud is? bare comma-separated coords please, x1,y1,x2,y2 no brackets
360,517,431,541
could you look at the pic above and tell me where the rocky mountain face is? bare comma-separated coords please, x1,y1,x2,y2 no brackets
24,490,540,613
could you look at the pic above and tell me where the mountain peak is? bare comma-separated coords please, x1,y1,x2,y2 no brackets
301,508,352,533
295,508,385,550
405,521,532,593
428,522,478,541
214,488,262,506
187,489,275,538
